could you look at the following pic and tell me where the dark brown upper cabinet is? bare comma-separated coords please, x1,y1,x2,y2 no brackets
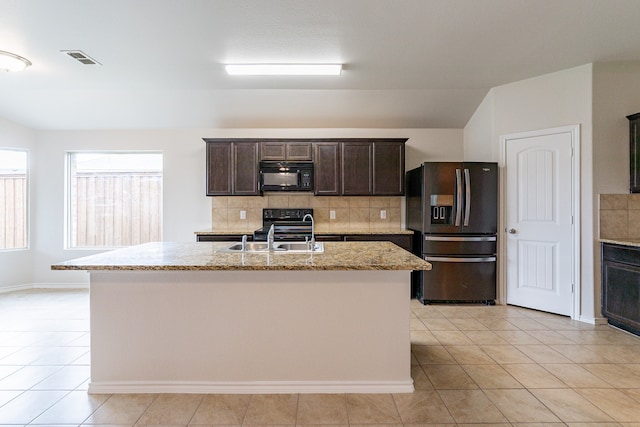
373,140,405,195
204,139,259,196
204,138,406,197
260,141,312,161
342,142,373,195
628,112,640,193
313,142,341,196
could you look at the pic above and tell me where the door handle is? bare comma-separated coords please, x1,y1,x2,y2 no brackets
463,168,470,226
508,228,517,234
455,169,462,226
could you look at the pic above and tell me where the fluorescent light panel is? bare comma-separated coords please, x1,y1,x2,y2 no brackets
0,50,31,72
225,63,341,76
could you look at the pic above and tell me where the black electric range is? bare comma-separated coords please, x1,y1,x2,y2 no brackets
253,208,313,242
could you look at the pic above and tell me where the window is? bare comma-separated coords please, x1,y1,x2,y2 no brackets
67,152,163,248
0,149,28,250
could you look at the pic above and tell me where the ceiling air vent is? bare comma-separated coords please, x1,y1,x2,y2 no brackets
60,50,101,65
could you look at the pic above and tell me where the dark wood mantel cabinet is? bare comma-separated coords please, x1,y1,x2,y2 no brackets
204,138,406,196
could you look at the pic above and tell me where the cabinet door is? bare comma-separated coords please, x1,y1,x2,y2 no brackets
374,141,405,195
342,142,373,195
629,113,640,193
260,142,286,160
233,142,260,195
206,143,233,195
286,142,312,160
313,143,341,195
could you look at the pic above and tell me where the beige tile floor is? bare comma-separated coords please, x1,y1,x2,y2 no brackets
1,289,640,426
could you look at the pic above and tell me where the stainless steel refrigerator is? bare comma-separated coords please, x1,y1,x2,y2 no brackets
406,162,497,304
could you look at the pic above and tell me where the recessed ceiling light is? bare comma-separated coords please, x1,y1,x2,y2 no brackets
0,50,32,72
225,63,342,76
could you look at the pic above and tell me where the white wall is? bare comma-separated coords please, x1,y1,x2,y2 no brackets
593,61,640,195
463,91,494,161
32,128,462,286
0,118,36,290
464,64,596,322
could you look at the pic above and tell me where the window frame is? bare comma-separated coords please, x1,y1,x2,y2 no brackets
0,147,29,252
64,150,164,250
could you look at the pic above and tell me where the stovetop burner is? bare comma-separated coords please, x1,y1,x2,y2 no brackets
254,208,313,241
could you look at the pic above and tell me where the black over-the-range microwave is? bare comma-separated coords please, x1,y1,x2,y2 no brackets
259,161,314,192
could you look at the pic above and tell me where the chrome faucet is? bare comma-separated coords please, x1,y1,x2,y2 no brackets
241,234,247,252
302,213,315,250
267,224,275,251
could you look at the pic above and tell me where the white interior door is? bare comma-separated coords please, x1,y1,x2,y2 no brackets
505,128,575,316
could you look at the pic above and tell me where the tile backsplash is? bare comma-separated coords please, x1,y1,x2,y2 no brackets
211,195,403,232
599,194,640,239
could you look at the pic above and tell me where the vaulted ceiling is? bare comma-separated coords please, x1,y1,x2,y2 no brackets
1,0,640,130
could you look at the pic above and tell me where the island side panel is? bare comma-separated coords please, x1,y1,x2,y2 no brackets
89,270,413,393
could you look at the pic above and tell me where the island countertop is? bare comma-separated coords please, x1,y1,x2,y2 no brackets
52,241,431,271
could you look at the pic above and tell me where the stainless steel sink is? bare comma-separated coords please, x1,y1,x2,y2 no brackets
218,241,324,253
276,242,324,253
224,242,271,251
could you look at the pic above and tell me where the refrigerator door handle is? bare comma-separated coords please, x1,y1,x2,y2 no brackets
424,256,497,263
455,169,462,226
463,168,471,226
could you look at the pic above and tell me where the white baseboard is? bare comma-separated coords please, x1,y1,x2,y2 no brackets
32,283,89,289
88,380,415,395
0,283,34,293
0,283,88,293
578,315,608,325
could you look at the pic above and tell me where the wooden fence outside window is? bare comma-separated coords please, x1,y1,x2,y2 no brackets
0,174,27,250
70,171,162,247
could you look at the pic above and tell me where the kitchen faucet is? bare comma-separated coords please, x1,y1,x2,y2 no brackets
267,224,275,251
302,213,315,250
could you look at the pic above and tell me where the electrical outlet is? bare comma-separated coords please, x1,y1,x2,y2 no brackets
240,210,246,220
380,209,387,219
330,210,336,220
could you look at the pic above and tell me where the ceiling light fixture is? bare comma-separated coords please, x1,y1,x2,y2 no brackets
225,63,342,76
0,50,32,72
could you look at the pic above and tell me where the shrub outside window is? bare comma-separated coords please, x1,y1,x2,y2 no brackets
67,152,163,248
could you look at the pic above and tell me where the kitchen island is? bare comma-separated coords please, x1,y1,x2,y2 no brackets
53,241,430,394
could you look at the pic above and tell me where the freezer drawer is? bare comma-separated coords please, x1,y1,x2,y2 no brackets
417,255,496,303
422,235,496,255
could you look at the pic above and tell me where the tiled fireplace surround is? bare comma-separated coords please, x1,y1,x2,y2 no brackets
600,193,640,239
211,195,402,232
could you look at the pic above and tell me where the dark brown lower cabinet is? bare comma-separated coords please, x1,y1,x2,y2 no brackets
601,242,640,336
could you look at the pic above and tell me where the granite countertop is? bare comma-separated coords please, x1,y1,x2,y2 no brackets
195,228,415,235
52,241,431,271
600,238,640,248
